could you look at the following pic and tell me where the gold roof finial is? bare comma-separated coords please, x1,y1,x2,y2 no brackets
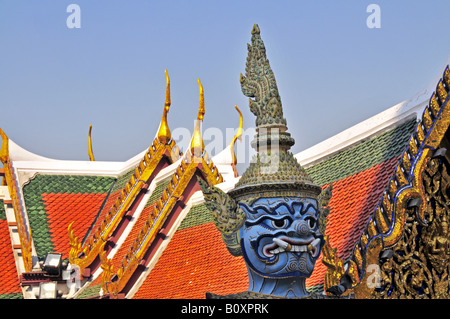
229,105,243,166
0,128,9,164
157,69,172,144
197,78,205,121
190,79,205,157
88,125,95,161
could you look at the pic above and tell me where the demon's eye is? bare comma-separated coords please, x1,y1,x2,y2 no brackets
270,218,289,229
305,216,317,229
245,217,292,229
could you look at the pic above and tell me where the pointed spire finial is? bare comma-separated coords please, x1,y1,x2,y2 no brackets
190,79,206,157
240,24,288,135
229,105,243,166
0,128,9,164
157,69,172,144
197,78,205,121
88,125,95,161
165,69,171,108
251,24,260,34
229,24,321,199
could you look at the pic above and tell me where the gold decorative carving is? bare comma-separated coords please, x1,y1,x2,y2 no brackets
99,242,115,297
374,155,450,299
322,235,359,296
322,235,346,290
323,65,450,299
68,221,82,263
352,237,384,299
0,128,33,272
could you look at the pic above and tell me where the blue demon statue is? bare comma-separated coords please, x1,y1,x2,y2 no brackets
200,24,331,298
239,197,323,296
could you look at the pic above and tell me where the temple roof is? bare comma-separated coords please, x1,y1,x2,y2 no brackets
0,56,449,298
130,61,447,297
0,71,240,299
124,115,417,298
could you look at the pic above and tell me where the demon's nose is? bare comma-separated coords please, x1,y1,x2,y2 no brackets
287,220,312,237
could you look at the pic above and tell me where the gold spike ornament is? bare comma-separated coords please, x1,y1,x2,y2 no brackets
157,69,172,145
229,105,243,165
190,79,205,157
88,125,95,161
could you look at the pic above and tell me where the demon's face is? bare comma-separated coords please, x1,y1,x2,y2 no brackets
239,197,323,278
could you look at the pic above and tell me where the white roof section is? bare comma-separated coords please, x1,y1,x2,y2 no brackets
9,139,146,177
7,111,237,178
7,134,237,190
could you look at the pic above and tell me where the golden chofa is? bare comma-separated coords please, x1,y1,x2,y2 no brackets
230,105,243,166
157,69,172,145
190,79,206,157
88,124,95,161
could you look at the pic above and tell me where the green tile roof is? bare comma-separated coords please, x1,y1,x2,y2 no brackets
0,293,23,299
0,200,5,221
177,203,212,231
145,177,172,207
111,168,136,193
75,284,101,299
306,284,324,294
305,117,417,186
22,174,115,258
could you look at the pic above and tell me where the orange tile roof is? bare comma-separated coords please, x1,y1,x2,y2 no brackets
306,156,398,287
42,193,107,260
0,219,21,294
132,222,248,299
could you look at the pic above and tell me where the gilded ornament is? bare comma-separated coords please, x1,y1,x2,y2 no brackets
0,128,8,164
88,125,95,161
157,70,172,145
190,79,206,157
229,105,243,166
323,65,450,299
0,128,33,272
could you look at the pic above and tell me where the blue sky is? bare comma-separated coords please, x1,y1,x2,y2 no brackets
1,1,450,171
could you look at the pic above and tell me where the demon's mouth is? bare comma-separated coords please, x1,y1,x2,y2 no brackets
262,236,321,259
